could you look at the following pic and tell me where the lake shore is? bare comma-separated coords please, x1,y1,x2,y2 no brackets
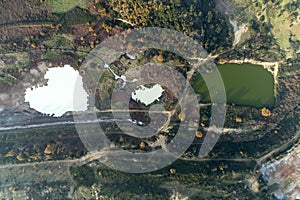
218,59,279,95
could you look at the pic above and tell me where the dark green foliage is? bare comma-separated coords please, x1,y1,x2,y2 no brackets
70,165,98,187
104,0,233,53
53,6,96,27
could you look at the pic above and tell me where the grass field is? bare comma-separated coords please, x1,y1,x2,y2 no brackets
254,0,300,59
45,0,87,13
227,0,299,59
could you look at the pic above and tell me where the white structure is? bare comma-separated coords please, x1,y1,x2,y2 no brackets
25,65,88,117
131,84,164,106
103,63,164,106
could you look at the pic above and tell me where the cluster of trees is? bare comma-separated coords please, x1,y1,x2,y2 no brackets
218,19,284,62
96,0,233,53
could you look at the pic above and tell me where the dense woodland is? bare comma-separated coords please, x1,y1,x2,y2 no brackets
98,0,234,54
0,0,299,199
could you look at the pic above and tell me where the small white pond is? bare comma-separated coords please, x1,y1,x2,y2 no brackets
25,65,88,117
131,84,164,106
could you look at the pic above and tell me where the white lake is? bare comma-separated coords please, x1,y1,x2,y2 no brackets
25,65,88,117
131,84,164,106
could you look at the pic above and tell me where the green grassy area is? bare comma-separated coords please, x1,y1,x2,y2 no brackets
0,52,29,69
41,34,90,61
269,0,299,59
42,34,74,49
225,0,299,59
281,0,291,7
0,52,29,85
253,0,299,59
192,63,275,108
45,0,87,13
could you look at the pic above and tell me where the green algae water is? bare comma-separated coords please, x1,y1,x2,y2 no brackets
192,63,275,108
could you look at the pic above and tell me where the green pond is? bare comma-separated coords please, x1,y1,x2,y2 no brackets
192,63,275,108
